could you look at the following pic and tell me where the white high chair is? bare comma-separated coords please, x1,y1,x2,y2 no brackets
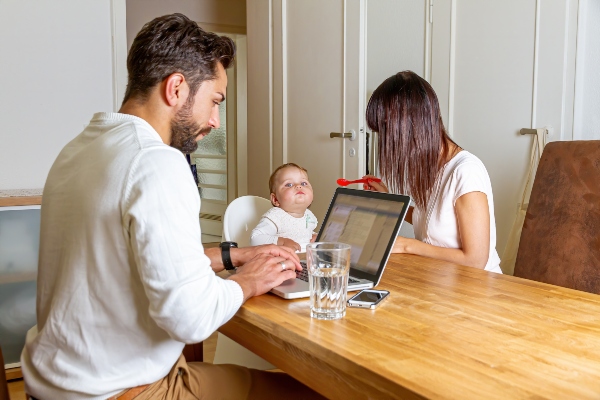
213,195,276,369
222,195,273,246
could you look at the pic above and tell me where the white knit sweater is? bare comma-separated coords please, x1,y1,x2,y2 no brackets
21,113,243,399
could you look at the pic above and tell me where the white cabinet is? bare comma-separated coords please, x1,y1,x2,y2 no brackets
0,205,40,367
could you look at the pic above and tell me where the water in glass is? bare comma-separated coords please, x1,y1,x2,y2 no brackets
309,267,349,320
306,242,351,320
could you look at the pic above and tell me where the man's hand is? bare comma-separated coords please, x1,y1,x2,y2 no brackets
228,254,301,301
231,244,301,270
277,237,301,252
205,244,301,272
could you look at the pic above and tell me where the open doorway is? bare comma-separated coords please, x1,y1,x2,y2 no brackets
191,31,247,243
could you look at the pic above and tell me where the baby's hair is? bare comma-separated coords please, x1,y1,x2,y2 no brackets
268,163,309,194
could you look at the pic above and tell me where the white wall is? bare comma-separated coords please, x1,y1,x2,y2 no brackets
0,0,125,190
574,0,600,140
367,1,426,95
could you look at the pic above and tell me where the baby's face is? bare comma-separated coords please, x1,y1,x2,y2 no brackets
271,167,313,215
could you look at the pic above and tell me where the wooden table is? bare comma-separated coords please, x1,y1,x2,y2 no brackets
219,254,600,399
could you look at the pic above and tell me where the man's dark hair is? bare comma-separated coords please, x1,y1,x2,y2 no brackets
122,13,235,104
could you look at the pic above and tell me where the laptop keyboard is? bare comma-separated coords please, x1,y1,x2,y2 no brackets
296,261,360,284
296,262,309,281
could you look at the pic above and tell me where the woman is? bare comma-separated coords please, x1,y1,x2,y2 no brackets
363,71,502,273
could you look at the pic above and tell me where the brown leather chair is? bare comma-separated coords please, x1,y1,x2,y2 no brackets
514,140,600,293
0,346,9,400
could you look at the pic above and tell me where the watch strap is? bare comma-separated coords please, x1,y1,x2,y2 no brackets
220,242,237,270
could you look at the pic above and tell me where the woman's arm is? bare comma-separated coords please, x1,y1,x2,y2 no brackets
393,191,490,269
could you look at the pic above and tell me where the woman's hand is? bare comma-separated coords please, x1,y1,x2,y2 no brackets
392,237,417,254
362,175,389,193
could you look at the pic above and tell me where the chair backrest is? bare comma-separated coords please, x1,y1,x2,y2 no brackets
222,196,272,247
0,345,9,400
514,140,600,294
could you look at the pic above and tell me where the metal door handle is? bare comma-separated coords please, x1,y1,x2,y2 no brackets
330,130,356,140
520,127,552,135
520,128,538,135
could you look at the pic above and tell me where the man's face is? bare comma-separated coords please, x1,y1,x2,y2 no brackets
170,63,228,153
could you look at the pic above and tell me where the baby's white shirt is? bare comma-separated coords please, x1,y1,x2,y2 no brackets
251,207,318,252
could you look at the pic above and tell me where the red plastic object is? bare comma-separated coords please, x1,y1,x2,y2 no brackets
336,177,382,186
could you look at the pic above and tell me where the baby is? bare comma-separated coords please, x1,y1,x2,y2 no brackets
250,163,318,252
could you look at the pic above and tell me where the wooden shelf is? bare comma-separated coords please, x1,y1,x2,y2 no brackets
0,196,42,207
5,366,22,380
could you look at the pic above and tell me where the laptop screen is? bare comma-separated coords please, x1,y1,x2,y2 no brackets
317,188,410,282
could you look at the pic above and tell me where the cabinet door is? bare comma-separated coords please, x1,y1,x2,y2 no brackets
0,206,41,366
429,0,577,258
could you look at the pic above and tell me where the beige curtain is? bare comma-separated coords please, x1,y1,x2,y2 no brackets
500,129,547,275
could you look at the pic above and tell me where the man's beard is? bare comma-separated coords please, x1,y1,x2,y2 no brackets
170,100,211,154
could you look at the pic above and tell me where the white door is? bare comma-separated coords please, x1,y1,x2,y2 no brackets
246,0,367,223
364,0,578,256
429,0,578,260
246,0,427,224
246,0,579,263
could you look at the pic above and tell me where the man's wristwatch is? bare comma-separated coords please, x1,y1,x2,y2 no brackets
219,241,238,271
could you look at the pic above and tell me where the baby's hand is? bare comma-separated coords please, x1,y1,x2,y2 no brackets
311,233,317,243
277,237,301,252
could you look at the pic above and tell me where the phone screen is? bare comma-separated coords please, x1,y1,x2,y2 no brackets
352,290,387,303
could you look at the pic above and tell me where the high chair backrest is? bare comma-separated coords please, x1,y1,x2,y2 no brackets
222,196,272,247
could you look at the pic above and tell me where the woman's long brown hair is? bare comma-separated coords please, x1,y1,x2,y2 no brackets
366,71,456,210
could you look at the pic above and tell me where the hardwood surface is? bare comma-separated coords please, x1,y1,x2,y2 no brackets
219,254,600,399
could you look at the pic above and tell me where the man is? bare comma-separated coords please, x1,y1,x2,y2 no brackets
21,14,324,399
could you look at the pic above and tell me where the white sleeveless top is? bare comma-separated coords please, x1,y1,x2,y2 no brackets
412,151,502,273
250,207,318,251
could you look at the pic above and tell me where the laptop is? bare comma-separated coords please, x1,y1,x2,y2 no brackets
270,188,411,299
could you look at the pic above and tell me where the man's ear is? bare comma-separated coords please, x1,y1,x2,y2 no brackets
270,193,279,207
164,73,188,107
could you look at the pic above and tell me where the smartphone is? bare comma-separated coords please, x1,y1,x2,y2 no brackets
347,289,390,309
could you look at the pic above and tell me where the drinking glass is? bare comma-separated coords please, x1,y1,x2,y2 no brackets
306,242,351,320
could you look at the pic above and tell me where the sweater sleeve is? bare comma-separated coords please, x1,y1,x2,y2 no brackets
122,148,243,343
250,216,279,246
